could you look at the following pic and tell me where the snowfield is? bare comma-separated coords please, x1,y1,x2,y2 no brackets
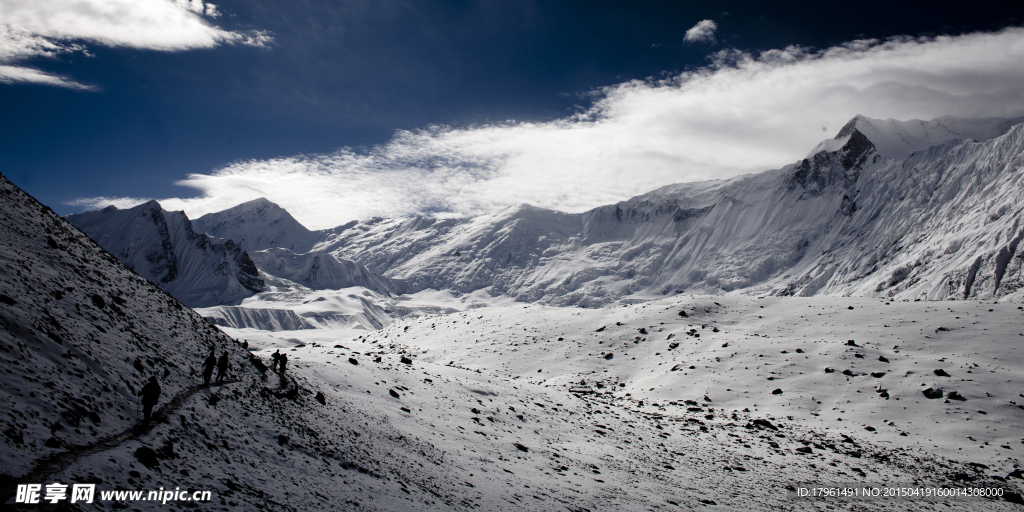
214,292,1024,509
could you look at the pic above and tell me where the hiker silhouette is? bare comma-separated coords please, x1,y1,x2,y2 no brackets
216,352,230,383
138,376,160,424
202,349,217,385
271,349,280,372
278,352,287,375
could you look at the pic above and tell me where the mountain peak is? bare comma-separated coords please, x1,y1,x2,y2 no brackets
812,114,1024,160
192,198,317,253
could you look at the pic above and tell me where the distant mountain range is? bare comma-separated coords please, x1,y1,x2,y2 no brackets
67,114,1024,328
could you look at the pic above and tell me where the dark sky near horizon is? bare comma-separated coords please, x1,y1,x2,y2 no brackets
1,0,1020,213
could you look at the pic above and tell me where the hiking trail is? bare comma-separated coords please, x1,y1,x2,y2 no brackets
1,379,240,504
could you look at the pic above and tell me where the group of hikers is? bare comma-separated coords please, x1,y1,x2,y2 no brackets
202,349,232,386
136,345,289,424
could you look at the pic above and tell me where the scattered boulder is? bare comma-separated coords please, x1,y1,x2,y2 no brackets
134,446,159,468
389,389,400,399
0,294,15,305
796,446,813,454
315,391,326,405
348,357,359,365
934,369,949,377
678,310,688,318
747,419,777,431
878,356,889,363
604,353,613,360
400,356,413,365
638,328,647,334
514,443,529,452
595,326,606,332
824,367,835,373
947,391,965,401
923,387,944,399
277,434,289,446
870,372,886,378
846,340,857,346
771,388,783,395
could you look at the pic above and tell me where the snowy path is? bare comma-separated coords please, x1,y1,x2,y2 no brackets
1,379,241,503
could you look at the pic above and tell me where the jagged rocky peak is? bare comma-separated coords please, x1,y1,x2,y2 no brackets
66,201,264,308
192,197,317,253
810,114,1024,160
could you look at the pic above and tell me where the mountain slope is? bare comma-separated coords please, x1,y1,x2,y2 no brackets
314,116,1024,305
67,202,265,308
0,173,253,478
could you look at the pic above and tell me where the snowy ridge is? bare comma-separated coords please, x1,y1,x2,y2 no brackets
65,114,1024,319
313,115,1024,306
66,202,264,308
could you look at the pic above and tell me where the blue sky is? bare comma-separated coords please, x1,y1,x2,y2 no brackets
1,1,1022,228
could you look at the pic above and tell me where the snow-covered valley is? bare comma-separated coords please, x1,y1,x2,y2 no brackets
4,113,1024,510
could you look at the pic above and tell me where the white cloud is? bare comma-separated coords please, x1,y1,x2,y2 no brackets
65,196,153,210
684,19,717,44
0,0,270,88
76,27,1024,230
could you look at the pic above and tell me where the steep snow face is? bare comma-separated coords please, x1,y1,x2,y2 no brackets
67,202,264,308
315,118,1024,306
0,173,253,478
770,123,1024,301
192,197,320,253
251,247,400,295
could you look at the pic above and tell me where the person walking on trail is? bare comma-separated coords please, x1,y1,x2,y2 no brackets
216,352,230,383
271,349,280,372
202,349,217,385
278,352,287,375
138,376,160,424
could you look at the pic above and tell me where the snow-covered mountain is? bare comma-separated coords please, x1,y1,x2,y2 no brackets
68,114,1024,321
310,114,1024,305
66,201,264,308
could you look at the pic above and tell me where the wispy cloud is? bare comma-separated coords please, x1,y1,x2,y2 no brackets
0,0,270,89
74,27,1024,230
65,196,152,210
683,19,717,44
